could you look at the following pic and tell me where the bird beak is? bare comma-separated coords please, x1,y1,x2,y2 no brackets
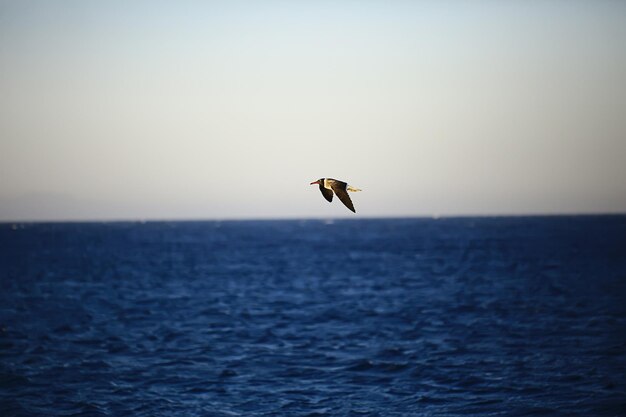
310,180,319,185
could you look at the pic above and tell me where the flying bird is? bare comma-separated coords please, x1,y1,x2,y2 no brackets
310,178,362,213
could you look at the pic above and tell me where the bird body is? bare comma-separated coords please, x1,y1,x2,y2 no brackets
310,178,361,213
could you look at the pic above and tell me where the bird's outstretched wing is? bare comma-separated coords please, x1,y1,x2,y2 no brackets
318,184,334,202
330,181,356,212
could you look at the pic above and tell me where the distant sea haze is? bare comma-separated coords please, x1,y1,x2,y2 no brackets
1,216,625,416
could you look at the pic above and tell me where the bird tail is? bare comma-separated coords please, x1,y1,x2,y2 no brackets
347,185,362,192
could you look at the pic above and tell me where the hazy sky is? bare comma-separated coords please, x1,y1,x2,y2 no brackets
1,1,625,220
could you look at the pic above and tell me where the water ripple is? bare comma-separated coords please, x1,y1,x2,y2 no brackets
1,217,625,416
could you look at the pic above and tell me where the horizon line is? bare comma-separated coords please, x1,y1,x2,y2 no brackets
2,211,625,225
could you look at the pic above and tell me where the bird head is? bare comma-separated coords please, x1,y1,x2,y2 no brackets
310,179,323,185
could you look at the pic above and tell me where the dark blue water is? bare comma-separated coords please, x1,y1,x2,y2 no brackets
1,216,625,416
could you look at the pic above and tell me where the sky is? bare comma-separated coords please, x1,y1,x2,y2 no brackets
1,1,625,221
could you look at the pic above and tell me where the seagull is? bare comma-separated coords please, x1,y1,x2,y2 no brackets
310,178,362,213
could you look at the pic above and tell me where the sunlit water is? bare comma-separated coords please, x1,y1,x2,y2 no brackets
1,217,625,416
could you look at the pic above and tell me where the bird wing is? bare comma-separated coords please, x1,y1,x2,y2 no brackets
330,181,356,213
318,183,334,202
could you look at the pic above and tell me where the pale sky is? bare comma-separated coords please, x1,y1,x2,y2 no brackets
1,1,625,221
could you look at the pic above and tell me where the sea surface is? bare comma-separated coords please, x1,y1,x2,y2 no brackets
1,216,625,416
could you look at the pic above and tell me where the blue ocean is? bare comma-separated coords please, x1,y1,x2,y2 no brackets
1,216,625,416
